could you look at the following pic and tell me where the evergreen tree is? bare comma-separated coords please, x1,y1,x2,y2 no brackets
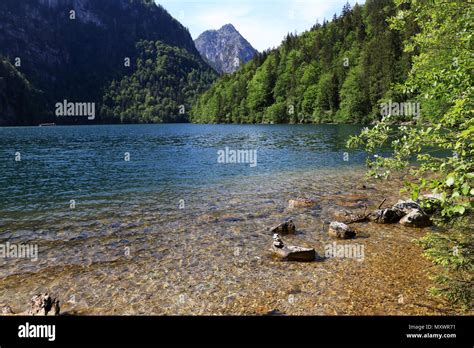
191,0,410,125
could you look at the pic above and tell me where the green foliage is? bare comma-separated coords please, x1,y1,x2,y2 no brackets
348,0,473,309
191,0,412,124
417,224,473,310
101,40,216,123
337,64,370,123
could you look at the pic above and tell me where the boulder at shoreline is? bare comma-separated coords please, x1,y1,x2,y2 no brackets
399,209,432,228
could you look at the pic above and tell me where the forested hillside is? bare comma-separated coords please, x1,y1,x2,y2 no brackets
0,0,216,125
101,40,216,123
191,0,418,124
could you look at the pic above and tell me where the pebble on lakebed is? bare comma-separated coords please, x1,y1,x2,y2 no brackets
288,198,317,208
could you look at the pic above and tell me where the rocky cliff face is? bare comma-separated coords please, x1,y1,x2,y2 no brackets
194,24,258,74
0,0,210,125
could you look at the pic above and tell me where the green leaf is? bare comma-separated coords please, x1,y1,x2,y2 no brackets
446,176,455,187
451,205,466,215
461,183,470,196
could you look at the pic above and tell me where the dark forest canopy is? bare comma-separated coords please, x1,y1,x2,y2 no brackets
101,40,216,123
0,0,217,126
0,58,45,126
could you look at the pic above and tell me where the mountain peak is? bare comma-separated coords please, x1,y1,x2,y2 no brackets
195,24,258,74
220,23,237,32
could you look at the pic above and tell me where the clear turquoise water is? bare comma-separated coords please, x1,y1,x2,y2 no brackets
0,124,366,223
0,124,448,315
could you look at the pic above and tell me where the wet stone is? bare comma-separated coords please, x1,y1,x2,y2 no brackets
392,200,421,215
328,222,356,239
270,220,296,235
370,208,404,224
331,209,359,222
288,198,317,208
271,233,315,261
271,244,316,262
399,209,432,228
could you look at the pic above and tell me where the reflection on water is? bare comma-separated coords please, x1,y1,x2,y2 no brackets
0,125,454,315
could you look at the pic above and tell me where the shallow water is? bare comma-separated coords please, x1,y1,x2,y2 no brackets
0,124,456,315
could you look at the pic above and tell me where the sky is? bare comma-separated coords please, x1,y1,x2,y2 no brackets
156,0,364,52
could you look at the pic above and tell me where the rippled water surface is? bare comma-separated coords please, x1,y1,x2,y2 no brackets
0,125,455,315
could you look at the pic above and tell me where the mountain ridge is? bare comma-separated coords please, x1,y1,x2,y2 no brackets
194,23,258,74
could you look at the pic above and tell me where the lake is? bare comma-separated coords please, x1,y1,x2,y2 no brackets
0,124,452,315
0,124,367,211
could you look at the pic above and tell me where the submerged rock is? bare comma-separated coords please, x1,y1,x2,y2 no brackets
370,208,404,224
332,209,370,224
399,209,432,228
331,209,357,221
322,193,370,209
271,234,316,261
271,244,316,261
270,220,296,235
328,222,356,239
288,198,317,208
